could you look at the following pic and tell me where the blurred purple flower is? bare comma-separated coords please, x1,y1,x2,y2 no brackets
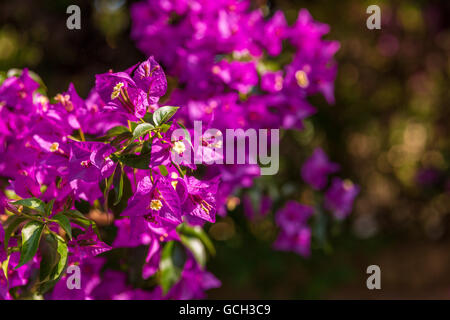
301,148,340,190
273,201,313,257
324,178,360,220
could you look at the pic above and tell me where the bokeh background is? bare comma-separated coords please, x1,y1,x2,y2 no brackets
1,0,450,299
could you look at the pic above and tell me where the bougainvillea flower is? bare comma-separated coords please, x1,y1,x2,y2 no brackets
273,227,311,257
68,227,112,260
69,179,103,203
95,57,167,118
261,71,284,93
301,148,340,190
275,201,314,236
113,218,153,248
69,142,116,182
132,56,167,103
212,60,258,94
165,258,221,300
121,176,182,226
324,178,360,220
177,176,220,224
262,11,288,56
0,69,39,112
49,258,104,300
0,0,354,300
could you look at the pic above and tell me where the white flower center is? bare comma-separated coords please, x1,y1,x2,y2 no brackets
173,141,186,154
295,70,309,88
150,199,163,211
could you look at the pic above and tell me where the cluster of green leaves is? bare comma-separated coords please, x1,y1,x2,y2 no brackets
102,106,179,166
98,106,180,212
2,197,98,294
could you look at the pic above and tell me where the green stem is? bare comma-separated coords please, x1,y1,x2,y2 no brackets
172,161,185,178
20,213,43,223
79,128,86,142
103,165,118,213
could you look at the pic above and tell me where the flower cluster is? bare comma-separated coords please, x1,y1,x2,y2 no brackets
0,58,220,300
131,0,340,217
302,148,359,221
0,0,358,300
273,201,313,257
272,148,359,257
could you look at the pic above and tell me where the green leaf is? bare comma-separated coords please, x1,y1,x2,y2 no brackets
2,255,10,280
110,131,133,148
109,172,132,216
96,125,130,141
132,122,155,140
158,165,169,176
51,214,72,240
159,241,186,295
121,142,141,155
3,215,28,251
63,210,101,238
115,149,151,170
141,139,152,154
103,165,117,205
63,196,74,211
38,234,68,294
105,125,130,138
0,71,6,86
177,121,194,149
180,235,206,267
45,199,55,217
62,209,88,221
16,221,44,269
52,234,68,280
6,68,22,78
176,223,216,256
129,121,139,132
153,106,179,126
39,234,59,281
143,112,154,124
113,165,124,206
159,123,172,133
13,198,46,214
